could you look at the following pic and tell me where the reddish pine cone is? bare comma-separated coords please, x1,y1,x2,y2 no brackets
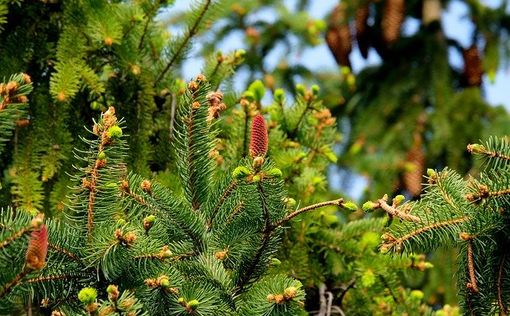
249,114,268,158
26,224,48,270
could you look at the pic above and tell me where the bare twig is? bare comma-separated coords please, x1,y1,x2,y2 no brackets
466,240,479,293
271,199,344,230
377,199,420,222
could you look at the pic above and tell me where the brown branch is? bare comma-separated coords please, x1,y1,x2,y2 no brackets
498,253,508,316
0,268,30,299
383,217,468,249
236,183,272,292
378,199,421,223
226,202,245,224
24,274,78,284
468,187,510,203
338,279,356,308
468,144,510,161
48,243,83,265
135,252,193,262
270,199,344,229
207,180,237,230
466,240,479,293
86,124,112,240
137,5,157,50
0,226,31,250
154,0,212,85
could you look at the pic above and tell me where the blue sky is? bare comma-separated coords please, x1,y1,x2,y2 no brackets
169,0,509,107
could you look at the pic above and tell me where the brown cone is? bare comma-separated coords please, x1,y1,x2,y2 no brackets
403,138,425,197
355,4,370,59
382,0,405,45
462,45,483,87
326,4,352,67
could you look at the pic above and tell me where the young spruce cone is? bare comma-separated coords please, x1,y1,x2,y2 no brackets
462,45,483,87
355,3,370,59
326,3,352,67
25,225,48,270
249,114,268,158
382,0,405,45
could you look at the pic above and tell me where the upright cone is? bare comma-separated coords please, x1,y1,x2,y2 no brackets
403,135,425,197
326,3,352,67
249,114,268,158
382,0,405,45
25,224,48,270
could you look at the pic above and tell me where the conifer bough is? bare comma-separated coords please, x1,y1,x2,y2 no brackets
0,75,352,315
372,137,510,314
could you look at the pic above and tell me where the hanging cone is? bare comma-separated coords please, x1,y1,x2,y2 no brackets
382,0,405,45
326,3,352,67
462,45,483,87
422,0,442,25
355,3,370,59
403,136,425,197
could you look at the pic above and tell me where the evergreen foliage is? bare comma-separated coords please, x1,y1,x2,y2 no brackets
0,75,358,315
370,137,510,315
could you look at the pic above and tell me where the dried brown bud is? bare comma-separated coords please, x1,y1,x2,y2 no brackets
188,81,199,92
283,287,297,300
104,37,113,46
459,232,473,241
123,232,137,245
207,91,224,108
17,95,29,103
274,294,284,304
22,73,31,84
6,81,19,93
141,180,152,193
96,159,107,169
56,91,66,102
120,180,129,192
82,178,92,190
214,250,228,260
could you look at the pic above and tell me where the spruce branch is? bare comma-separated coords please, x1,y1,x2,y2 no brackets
24,273,81,284
376,198,421,223
0,268,31,299
468,143,510,161
466,240,479,293
226,202,245,224
270,198,344,229
0,226,32,250
154,0,212,85
498,253,508,316
466,185,510,203
137,4,159,50
207,179,237,230
48,243,84,266
381,217,468,252
236,183,272,292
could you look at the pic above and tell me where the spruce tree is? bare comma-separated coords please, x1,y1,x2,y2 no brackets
0,73,360,315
